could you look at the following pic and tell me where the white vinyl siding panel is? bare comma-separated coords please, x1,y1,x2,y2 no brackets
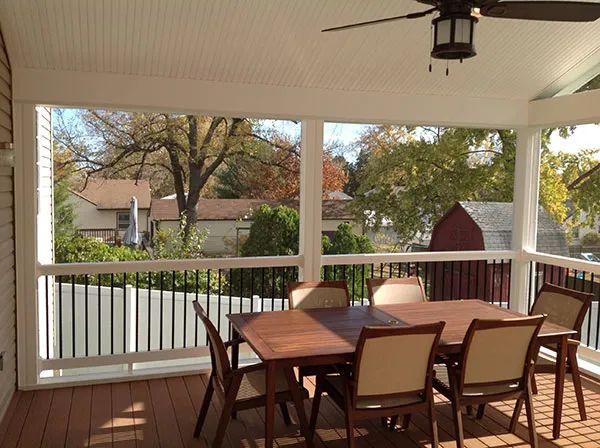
0,27,15,422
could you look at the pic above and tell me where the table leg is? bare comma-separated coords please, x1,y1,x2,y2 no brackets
553,335,568,439
284,366,314,448
265,361,276,448
232,328,240,370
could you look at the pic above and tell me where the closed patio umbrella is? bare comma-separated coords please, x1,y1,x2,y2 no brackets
122,196,139,247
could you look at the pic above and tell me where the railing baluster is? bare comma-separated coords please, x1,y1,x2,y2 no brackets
250,268,255,313
147,272,152,351
159,272,164,351
351,265,356,306
260,268,265,312
507,259,512,309
228,268,233,340
217,270,222,335
71,275,76,357
206,269,211,346
110,273,115,355
98,274,101,355
171,271,176,350
183,270,187,348
195,270,200,346
58,275,63,358
135,272,139,352
499,259,505,308
271,267,276,312
85,275,89,357
123,274,127,354
45,275,50,359
361,264,366,305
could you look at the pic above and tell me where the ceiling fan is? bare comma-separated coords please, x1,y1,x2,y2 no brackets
322,1,600,61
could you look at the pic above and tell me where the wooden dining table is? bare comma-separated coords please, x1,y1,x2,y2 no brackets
227,299,576,447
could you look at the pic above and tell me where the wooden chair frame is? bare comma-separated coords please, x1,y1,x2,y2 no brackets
192,301,307,447
310,322,446,448
433,316,546,448
529,282,593,421
367,276,427,306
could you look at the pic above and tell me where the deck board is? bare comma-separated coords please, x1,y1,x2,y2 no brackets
1,372,600,447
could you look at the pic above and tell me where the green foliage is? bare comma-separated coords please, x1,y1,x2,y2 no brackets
56,235,149,265
241,205,300,256
53,178,77,237
323,223,375,255
581,231,600,248
152,215,209,259
354,126,516,245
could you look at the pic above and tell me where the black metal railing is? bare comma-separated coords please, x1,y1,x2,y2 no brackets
41,266,298,360
528,261,600,351
322,259,513,308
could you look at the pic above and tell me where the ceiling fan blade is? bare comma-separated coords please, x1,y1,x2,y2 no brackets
480,1,600,22
321,7,437,32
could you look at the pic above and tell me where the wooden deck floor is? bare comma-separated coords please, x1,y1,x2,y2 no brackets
1,372,600,448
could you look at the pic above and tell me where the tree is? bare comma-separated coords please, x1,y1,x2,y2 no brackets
323,223,374,255
54,110,274,235
353,126,516,245
214,139,348,200
240,205,299,256
581,231,600,248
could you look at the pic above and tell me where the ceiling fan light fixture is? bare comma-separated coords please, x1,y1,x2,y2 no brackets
431,13,477,60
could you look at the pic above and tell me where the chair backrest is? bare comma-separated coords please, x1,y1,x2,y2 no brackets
193,300,231,384
352,322,445,406
367,277,427,306
530,283,593,339
287,281,350,309
459,315,545,395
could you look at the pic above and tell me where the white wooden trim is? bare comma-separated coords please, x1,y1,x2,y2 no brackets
299,120,323,281
524,250,600,275
321,250,516,266
510,127,542,314
528,88,600,127
13,102,39,387
40,346,211,370
13,68,529,129
37,255,304,277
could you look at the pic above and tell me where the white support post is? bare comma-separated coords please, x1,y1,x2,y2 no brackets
299,120,324,281
510,127,542,314
13,102,41,387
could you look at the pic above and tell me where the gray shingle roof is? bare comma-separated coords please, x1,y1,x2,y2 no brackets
459,201,569,256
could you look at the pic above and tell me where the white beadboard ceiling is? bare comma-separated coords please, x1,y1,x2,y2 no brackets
0,0,599,101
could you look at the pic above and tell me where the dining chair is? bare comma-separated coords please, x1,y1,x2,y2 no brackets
433,315,546,448
310,322,446,448
192,301,307,447
288,280,351,309
367,276,427,306
528,282,593,421
288,280,352,386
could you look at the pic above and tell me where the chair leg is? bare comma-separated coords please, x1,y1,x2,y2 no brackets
448,374,464,448
344,393,356,448
401,414,411,430
476,404,486,420
568,344,587,421
309,375,323,437
213,378,241,448
428,398,439,448
524,385,539,448
194,376,215,438
531,373,538,395
280,402,292,425
509,398,524,433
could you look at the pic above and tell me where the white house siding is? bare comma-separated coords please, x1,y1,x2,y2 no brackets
0,28,15,421
69,194,150,234
157,219,360,256
36,106,54,366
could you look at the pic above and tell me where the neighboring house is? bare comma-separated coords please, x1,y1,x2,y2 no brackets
150,198,359,256
69,179,152,243
428,201,569,301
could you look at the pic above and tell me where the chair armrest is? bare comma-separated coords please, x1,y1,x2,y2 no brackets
234,362,266,376
224,337,245,348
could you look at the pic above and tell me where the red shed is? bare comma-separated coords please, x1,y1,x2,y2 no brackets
428,202,569,303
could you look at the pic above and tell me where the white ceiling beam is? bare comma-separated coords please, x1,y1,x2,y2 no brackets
528,88,600,128
13,68,528,129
